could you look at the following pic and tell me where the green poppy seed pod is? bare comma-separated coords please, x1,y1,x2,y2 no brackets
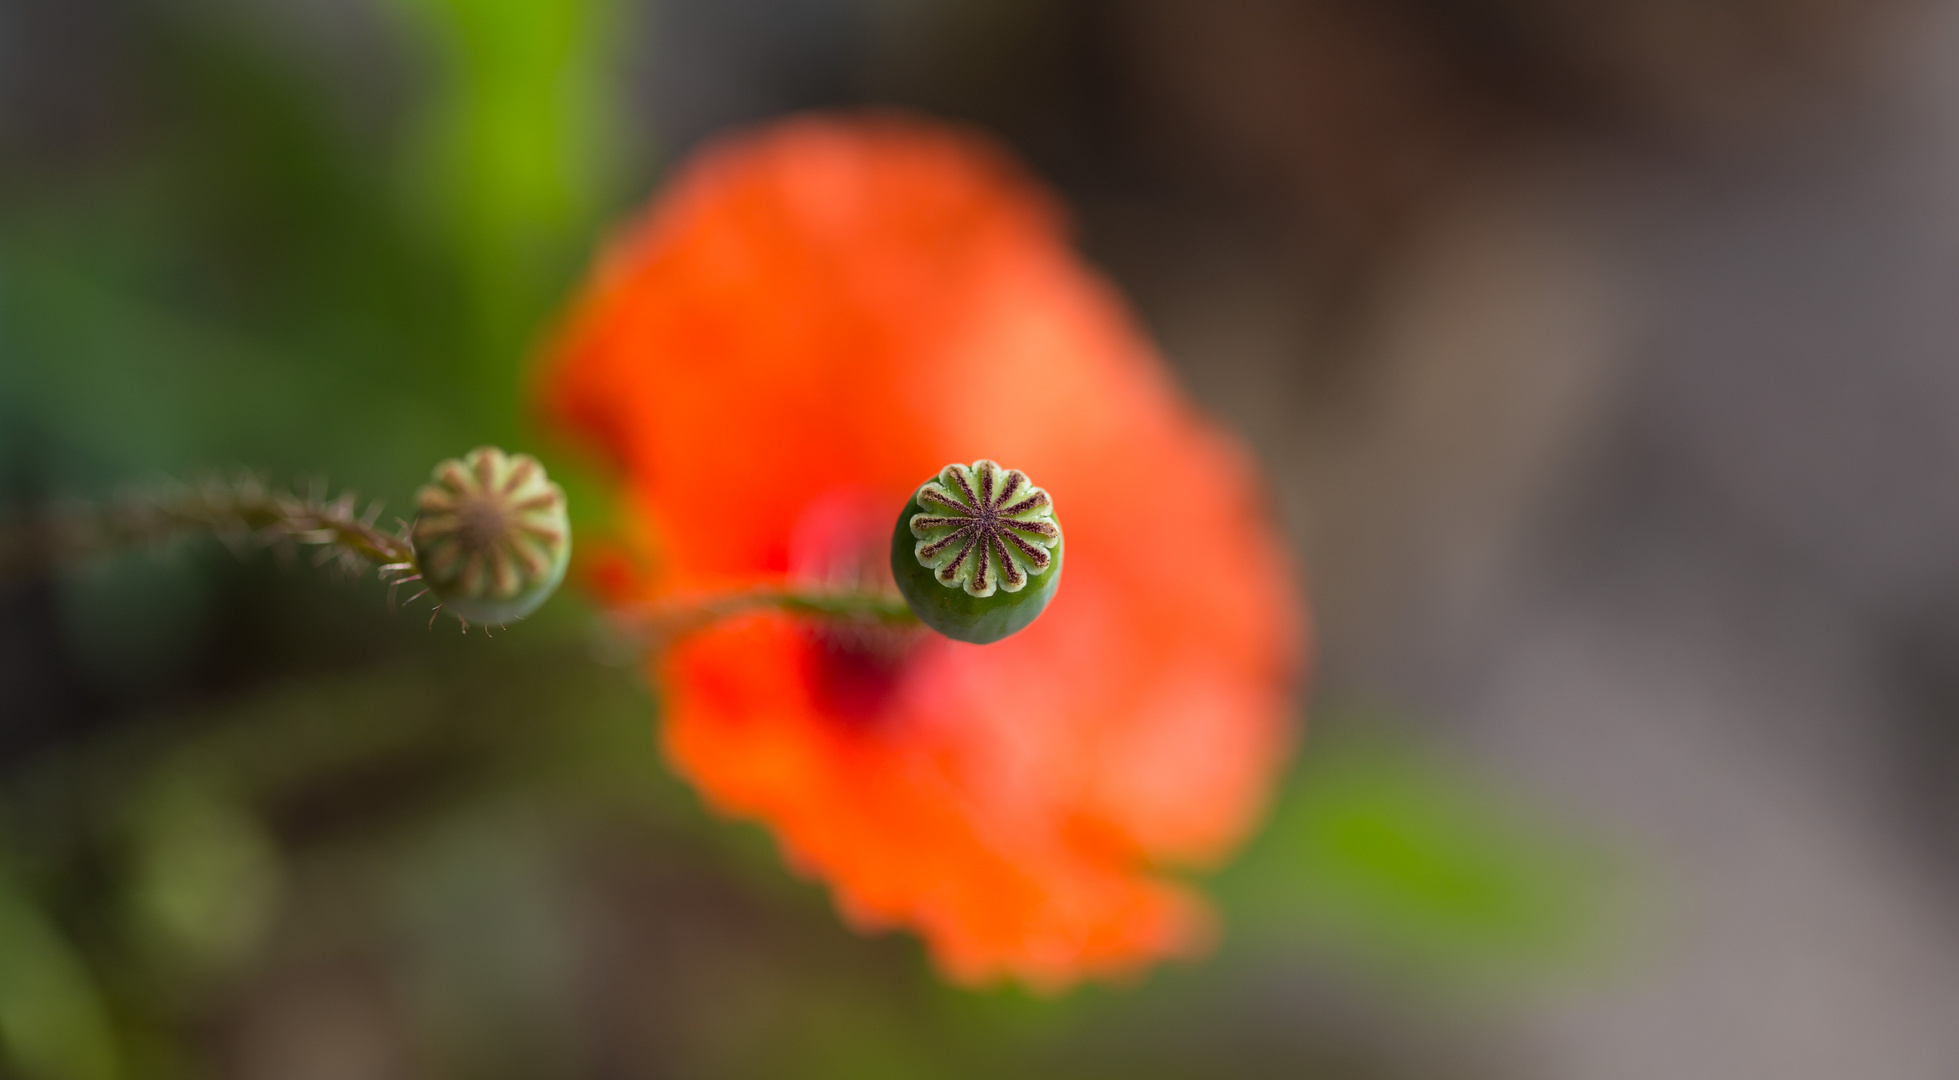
412,447,570,626
891,460,1063,644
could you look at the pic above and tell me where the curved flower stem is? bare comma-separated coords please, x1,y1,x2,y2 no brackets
645,586,915,624
740,588,916,622
613,585,918,651
0,476,419,586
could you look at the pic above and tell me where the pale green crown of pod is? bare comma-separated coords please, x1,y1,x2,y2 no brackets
910,460,1059,597
412,447,570,625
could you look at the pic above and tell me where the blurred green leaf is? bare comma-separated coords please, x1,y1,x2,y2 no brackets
125,774,283,976
1220,717,1621,982
0,858,121,1080
389,0,626,412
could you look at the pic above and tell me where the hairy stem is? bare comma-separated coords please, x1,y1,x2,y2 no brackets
0,477,417,585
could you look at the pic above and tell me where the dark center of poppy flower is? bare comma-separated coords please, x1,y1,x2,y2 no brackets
790,492,926,725
909,460,1059,598
805,616,920,724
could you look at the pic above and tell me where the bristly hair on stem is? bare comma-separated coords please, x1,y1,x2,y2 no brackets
0,471,434,611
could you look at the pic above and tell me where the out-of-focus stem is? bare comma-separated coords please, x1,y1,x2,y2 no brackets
614,585,918,649
0,478,417,585
741,588,916,622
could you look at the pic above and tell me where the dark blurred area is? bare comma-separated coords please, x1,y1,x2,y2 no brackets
4,0,1958,1076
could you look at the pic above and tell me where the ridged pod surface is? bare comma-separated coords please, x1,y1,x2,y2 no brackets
891,460,1062,644
412,447,570,625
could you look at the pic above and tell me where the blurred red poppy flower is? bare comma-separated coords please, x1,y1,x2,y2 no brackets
542,113,1304,987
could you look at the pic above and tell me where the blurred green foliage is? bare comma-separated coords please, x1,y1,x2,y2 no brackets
395,0,622,335
0,2,1622,1076
0,855,120,1080
1221,716,1621,986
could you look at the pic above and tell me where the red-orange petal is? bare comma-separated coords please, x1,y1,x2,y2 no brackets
542,113,1305,986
